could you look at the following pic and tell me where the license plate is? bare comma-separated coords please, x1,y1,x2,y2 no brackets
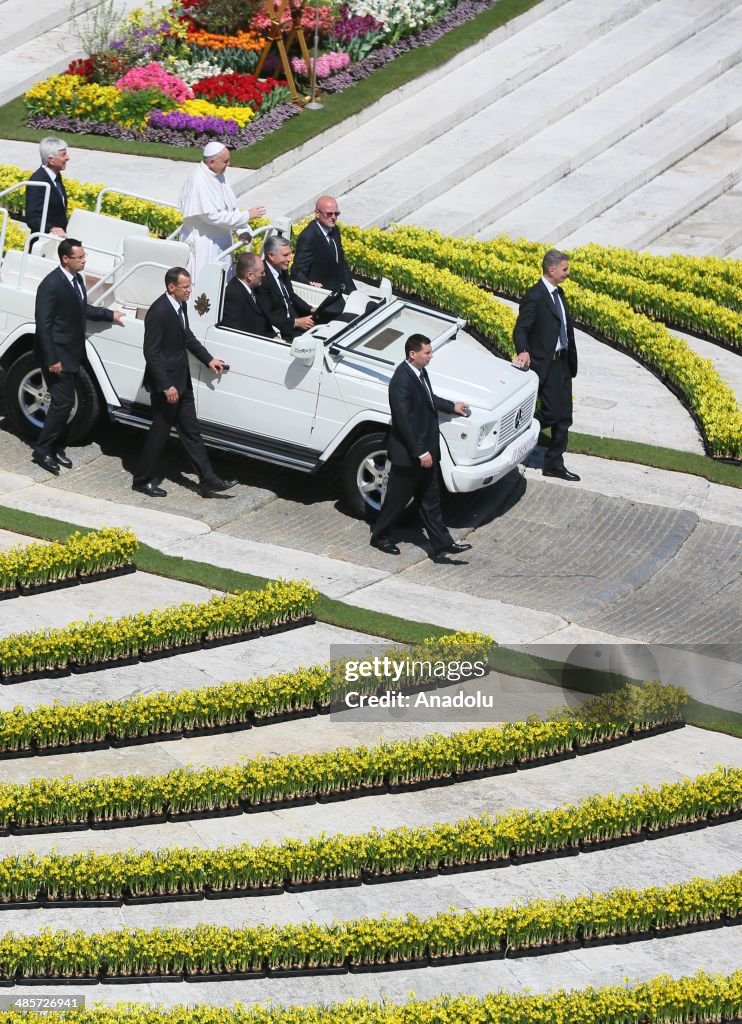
510,436,533,466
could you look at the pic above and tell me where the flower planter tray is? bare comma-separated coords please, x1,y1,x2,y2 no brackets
0,977,14,987
0,899,41,911
261,615,315,637
0,587,20,600
184,720,251,737
579,832,645,852
44,897,123,908
510,847,578,865
205,886,284,899
709,809,742,825
349,958,429,974
90,814,167,830
581,930,653,948
506,940,581,958
109,731,183,747
285,877,361,893
36,740,109,756
140,643,202,662
652,919,724,938
201,631,261,650
515,750,576,767
183,970,266,982
78,563,137,584
268,965,347,977
1,667,71,685
388,776,456,793
125,892,204,905
454,764,517,782
646,820,708,840
0,747,37,760
21,975,100,986
575,735,632,753
19,576,80,596
242,797,316,813
252,707,315,727
104,973,183,984
723,913,742,926
439,857,510,874
70,655,140,674
317,784,387,802
361,868,437,885
167,806,242,822
631,720,685,738
429,949,501,966
11,820,88,835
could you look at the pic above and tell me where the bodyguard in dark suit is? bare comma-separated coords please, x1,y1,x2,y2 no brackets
220,253,274,337
25,137,70,244
32,238,122,474
371,334,472,561
132,267,236,499
513,249,579,481
292,196,356,299
259,235,316,340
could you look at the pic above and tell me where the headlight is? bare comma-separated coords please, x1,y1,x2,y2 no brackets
477,421,497,448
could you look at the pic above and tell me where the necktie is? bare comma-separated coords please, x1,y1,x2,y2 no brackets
553,290,568,350
178,304,186,330
56,175,65,197
278,273,294,317
326,228,339,263
419,369,435,409
73,274,84,304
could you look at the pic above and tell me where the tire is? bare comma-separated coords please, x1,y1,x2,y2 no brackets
2,350,101,444
342,431,391,519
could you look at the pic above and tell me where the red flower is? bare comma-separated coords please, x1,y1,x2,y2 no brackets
193,73,283,110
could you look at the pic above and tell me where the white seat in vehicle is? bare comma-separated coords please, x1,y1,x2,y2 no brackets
41,209,149,275
112,236,191,313
0,250,56,290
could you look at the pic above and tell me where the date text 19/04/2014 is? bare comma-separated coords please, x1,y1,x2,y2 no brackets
0,997,86,1011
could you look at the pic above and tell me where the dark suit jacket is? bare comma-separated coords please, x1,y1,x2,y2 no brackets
34,267,113,373
387,361,455,467
513,280,578,385
291,220,356,293
143,293,214,394
258,267,313,339
220,277,274,337
25,167,68,236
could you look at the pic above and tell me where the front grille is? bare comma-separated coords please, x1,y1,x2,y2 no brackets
498,393,536,449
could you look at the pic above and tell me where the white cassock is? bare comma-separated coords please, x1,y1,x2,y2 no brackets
178,161,252,283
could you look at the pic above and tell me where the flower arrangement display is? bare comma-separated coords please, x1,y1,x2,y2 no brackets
115,63,195,102
0,685,687,830
291,52,350,79
0,765,735,905
0,971,736,1024
0,631,493,753
0,528,137,598
0,579,317,681
0,871,737,979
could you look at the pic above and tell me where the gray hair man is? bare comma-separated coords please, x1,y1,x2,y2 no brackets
25,136,70,243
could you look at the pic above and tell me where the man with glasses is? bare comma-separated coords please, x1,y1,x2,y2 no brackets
32,238,124,475
292,195,356,311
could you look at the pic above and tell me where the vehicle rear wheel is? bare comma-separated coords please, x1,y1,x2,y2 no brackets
2,350,100,443
342,431,391,518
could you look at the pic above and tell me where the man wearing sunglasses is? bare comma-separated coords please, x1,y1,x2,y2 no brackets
292,196,356,313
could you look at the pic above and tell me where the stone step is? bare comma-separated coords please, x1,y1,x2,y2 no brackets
555,121,742,250
0,0,98,59
232,0,652,216
408,10,742,236
340,0,735,229
647,182,742,257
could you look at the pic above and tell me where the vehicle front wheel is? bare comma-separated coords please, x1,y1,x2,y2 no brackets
342,431,391,518
2,350,100,443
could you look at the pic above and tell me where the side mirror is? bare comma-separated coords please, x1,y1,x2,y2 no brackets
379,277,393,301
290,333,318,365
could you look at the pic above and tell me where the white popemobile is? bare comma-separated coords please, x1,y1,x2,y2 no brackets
0,185,540,516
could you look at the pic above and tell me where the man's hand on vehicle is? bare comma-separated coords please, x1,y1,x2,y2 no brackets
295,315,315,331
208,358,225,375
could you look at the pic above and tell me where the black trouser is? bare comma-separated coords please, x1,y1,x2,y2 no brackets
539,356,573,471
134,386,215,486
34,368,76,457
372,462,453,554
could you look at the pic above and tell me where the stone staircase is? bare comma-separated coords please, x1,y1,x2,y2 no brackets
234,0,742,257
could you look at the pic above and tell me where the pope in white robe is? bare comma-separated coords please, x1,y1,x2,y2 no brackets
178,142,266,284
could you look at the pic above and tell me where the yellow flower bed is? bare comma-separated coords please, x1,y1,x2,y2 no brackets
0,527,137,593
181,98,255,127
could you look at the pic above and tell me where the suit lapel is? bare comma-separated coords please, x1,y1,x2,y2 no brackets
541,280,561,321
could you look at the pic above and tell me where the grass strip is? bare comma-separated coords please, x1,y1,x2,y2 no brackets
0,0,542,167
0,502,740,737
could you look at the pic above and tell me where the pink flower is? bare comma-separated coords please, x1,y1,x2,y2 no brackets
291,51,350,78
116,62,194,102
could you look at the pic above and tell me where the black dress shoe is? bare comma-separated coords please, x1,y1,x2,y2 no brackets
443,542,472,554
132,480,167,497
199,477,237,497
370,536,400,555
54,450,72,469
32,452,60,475
543,466,580,481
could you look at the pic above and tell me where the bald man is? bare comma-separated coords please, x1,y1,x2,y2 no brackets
291,195,356,299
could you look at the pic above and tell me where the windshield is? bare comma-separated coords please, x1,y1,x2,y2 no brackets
332,303,457,362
